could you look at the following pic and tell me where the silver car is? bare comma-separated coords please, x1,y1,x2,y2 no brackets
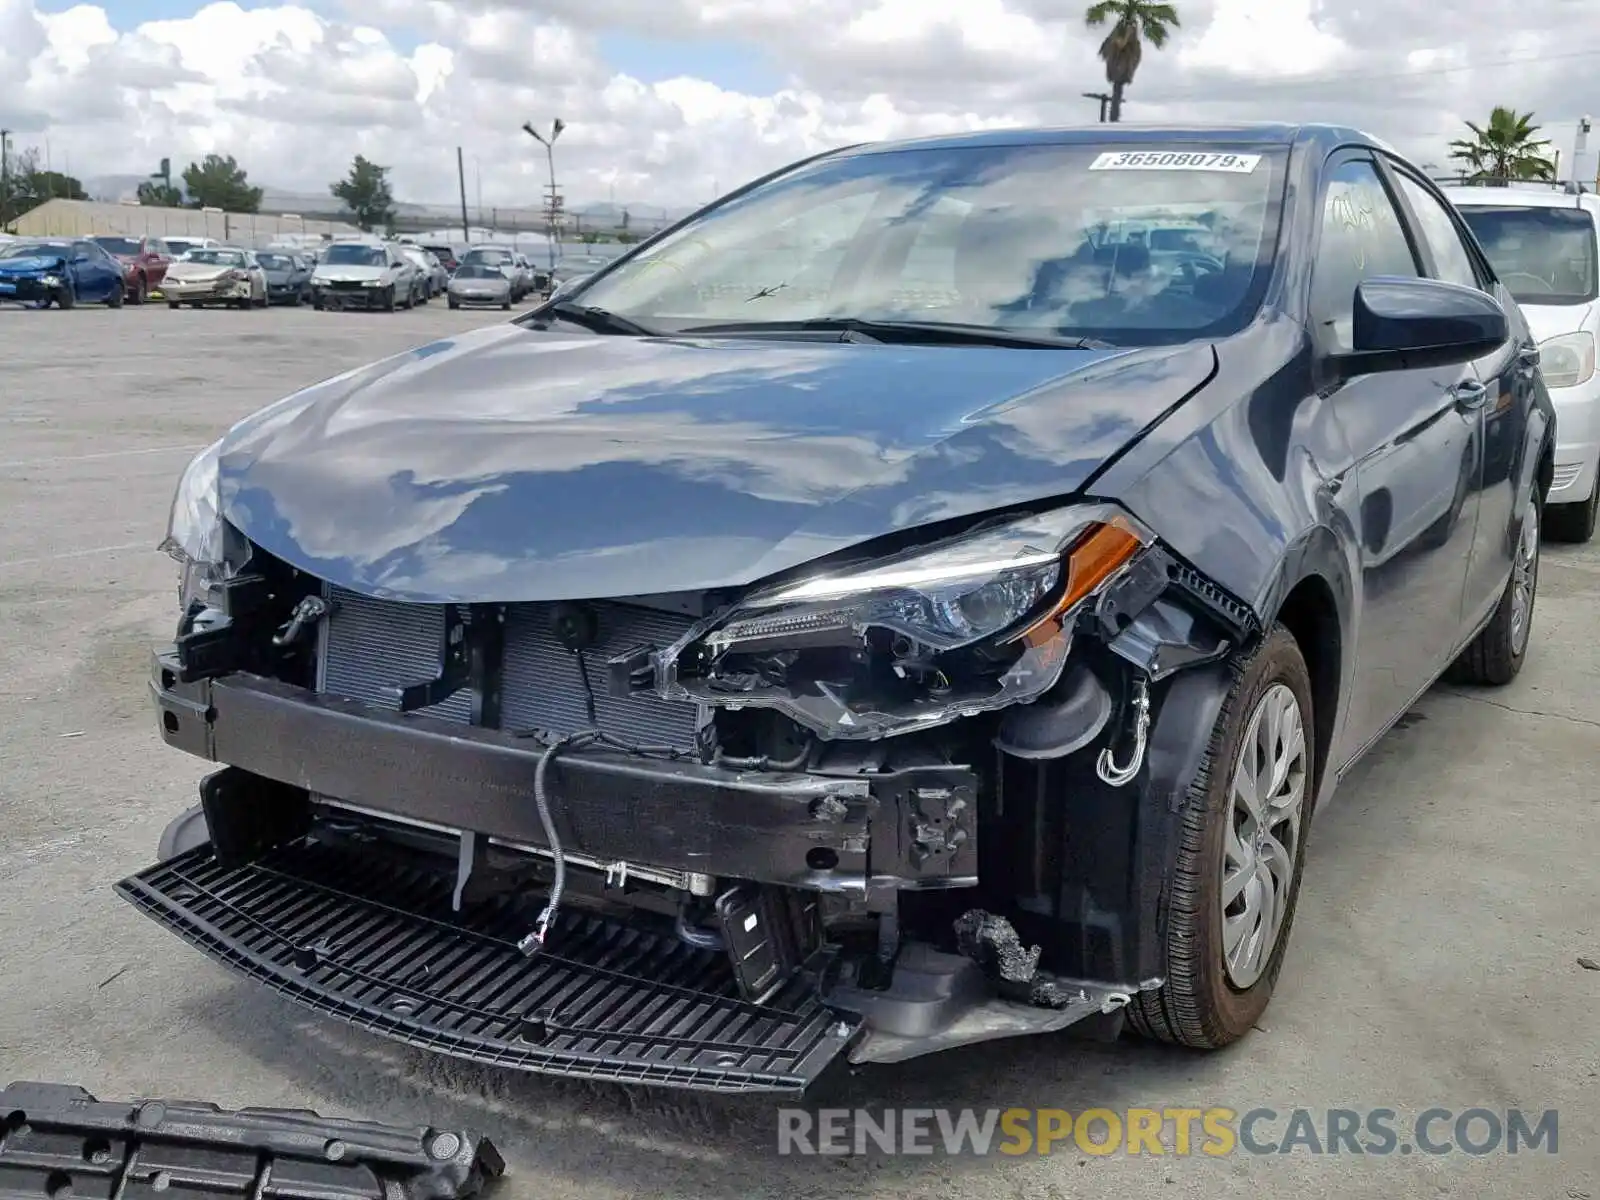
457,245,528,300
446,262,513,310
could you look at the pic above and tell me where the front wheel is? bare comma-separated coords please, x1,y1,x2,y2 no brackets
167,300,180,310
56,282,76,310
1449,485,1542,685
130,277,147,305
383,286,397,313
1128,624,1315,1049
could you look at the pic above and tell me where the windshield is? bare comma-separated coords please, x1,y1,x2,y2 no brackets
256,253,295,269
456,264,507,281
564,142,1285,344
321,244,387,267
1,242,70,259
164,240,198,256
1456,204,1599,306
424,246,455,259
465,249,513,266
93,237,143,256
182,249,246,267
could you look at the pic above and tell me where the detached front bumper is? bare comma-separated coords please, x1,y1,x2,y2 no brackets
148,650,977,889
316,285,390,310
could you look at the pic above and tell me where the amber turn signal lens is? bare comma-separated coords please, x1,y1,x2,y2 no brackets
1011,520,1145,645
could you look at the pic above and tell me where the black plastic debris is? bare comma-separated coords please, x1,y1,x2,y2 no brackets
0,1081,505,1200
953,909,1081,1009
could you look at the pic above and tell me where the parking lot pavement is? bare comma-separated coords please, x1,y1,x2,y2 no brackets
0,303,1595,1200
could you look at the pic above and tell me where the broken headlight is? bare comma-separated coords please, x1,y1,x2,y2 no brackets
161,439,250,611
677,504,1153,740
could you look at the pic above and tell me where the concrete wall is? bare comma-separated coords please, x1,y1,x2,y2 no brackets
10,199,361,247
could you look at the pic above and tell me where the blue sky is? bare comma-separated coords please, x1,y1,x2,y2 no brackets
71,0,783,94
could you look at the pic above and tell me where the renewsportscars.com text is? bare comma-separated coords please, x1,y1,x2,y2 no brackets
776,1107,1559,1157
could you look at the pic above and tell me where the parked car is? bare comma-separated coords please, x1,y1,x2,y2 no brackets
1444,185,1600,541
162,246,268,309
446,261,513,309
311,241,422,311
457,244,528,300
254,250,315,305
547,253,615,295
0,238,125,308
161,237,221,260
421,243,461,272
131,125,1554,1094
399,245,448,299
91,235,173,304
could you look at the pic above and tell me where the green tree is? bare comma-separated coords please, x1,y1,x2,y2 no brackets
182,154,263,212
137,180,183,207
1084,0,1181,123
6,148,88,209
1448,108,1557,185
330,155,395,232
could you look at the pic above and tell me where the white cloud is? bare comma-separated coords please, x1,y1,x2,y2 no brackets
0,0,1597,212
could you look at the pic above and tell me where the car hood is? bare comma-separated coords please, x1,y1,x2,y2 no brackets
451,276,509,289
316,265,388,283
0,255,65,274
216,325,1214,603
167,262,235,281
1518,299,1595,343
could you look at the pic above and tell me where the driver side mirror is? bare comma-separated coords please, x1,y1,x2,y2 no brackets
1328,276,1509,380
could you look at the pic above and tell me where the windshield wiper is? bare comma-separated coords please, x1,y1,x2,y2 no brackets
677,317,1116,350
533,301,661,337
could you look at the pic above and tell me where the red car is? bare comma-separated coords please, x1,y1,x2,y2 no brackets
90,235,174,304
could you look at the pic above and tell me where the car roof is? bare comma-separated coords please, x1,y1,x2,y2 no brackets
1440,185,1600,214
843,122,1375,158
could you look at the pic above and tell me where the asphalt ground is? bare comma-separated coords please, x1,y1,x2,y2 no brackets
0,301,1596,1200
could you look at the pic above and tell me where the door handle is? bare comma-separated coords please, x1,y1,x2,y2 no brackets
1450,379,1490,410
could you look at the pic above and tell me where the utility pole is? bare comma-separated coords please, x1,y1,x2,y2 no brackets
521,118,565,272
0,129,11,229
1082,92,1112,123
456,146,470,242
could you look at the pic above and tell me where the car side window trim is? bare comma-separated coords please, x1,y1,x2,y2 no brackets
1305,147,1426,358
1377,154,1495,291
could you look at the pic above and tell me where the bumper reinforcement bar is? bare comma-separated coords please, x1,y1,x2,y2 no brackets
0,1080,503,1200
115,841,861,1093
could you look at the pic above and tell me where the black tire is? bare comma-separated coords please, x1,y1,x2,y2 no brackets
167,300,180,310
1128,624,1316,1050
501,300,512,310
130,276,146,305
1449,486,1542,686
314,299,325,311
56,283,75,310
383,286,397,313
1545,481,1597,544
448,296,460,310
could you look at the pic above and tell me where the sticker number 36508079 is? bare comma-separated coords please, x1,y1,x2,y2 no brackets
1089,151,1262,173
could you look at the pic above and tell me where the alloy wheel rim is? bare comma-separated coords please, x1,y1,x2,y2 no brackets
1510,502,1539,654
1222,682,1308,989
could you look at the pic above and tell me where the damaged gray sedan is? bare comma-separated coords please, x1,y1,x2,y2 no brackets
125,123,1555,1092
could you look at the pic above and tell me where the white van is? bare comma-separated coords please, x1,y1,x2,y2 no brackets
1444,185,1600,542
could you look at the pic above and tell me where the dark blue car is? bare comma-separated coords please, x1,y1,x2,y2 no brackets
0,238,125,308
128,124,1556,1092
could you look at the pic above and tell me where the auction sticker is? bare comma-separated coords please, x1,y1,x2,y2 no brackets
1090,151,1261,172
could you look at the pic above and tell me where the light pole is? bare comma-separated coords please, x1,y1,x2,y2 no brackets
0,129,11,229
521,118,565,273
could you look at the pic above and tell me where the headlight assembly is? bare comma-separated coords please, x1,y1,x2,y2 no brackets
673,504,1154,740
1538,331,1596,389
160,439,251,612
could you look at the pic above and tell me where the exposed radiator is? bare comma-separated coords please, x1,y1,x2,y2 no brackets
317,586,703,751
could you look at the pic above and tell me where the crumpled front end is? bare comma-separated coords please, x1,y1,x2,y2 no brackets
126,484,1256,1090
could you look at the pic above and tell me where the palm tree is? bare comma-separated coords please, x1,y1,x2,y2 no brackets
1448,107,1558,185
1084,0,1181,123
